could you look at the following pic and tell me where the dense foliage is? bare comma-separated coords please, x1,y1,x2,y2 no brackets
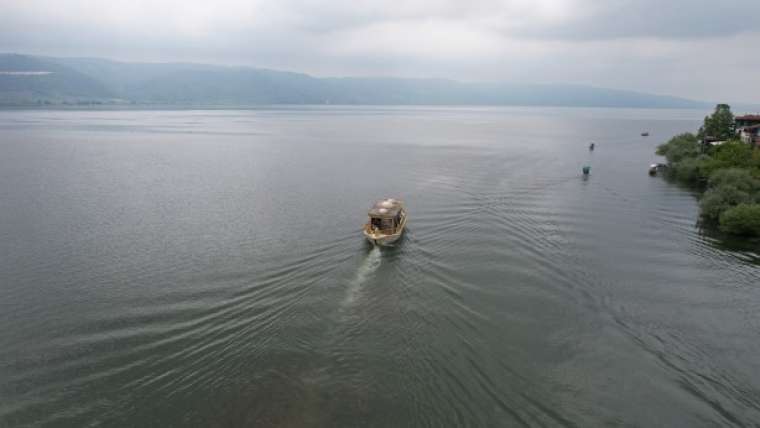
656,104,760,237
656,133,700,164
719,204,760,235
698,103,735,141
699,168,760,222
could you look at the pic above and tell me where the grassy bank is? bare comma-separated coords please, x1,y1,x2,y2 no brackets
656,105,760,236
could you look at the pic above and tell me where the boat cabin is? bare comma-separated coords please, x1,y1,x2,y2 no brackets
367,199,404,234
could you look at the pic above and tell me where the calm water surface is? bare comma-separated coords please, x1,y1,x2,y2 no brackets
1,107,759,427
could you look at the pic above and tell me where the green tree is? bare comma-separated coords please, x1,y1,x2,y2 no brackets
719,204,760,236
673,156,709,183
708,167,760,191
699,168,760,222
700,186,753,222
750,149,760,178
695,142,756,177
698,104,735,141
711,141,753,168
656,133,700,165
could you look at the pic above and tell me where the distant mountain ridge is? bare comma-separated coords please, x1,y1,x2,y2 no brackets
0,53,711,108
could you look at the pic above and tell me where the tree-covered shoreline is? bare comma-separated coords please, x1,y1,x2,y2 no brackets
656,104,760,237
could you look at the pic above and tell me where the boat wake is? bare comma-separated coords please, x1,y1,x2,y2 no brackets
342,246,382,307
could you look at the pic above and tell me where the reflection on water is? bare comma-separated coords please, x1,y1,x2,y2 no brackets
0,107,759,427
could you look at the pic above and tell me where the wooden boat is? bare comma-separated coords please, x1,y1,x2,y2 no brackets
582,165,591,175
589,142,595,151
641,132,650,137
363,198,406,246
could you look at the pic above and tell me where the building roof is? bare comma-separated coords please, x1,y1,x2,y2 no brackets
368,198,404,218
736,114,760,121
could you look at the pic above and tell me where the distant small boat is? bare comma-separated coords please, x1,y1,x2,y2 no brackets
649,163,667,175
589,143,595,151
363,198,407,246
582,166,591,175
641,132,650,137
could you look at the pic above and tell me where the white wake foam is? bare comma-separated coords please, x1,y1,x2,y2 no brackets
342,246,382,307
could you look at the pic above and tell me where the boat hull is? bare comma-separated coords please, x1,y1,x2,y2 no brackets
363,231,403,246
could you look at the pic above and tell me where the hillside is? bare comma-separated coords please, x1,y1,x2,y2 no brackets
0,54,114,104
0,54,710,108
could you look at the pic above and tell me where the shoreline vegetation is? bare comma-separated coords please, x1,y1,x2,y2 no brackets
656,104,760,237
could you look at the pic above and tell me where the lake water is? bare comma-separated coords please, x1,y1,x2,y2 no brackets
1,107,759,427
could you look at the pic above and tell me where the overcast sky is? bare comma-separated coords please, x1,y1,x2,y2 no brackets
2,0,759,102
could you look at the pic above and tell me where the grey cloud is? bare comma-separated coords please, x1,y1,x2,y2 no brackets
0,0,758,103
514,0,760,40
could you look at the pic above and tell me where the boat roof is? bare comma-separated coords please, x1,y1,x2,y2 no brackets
368,198,404,218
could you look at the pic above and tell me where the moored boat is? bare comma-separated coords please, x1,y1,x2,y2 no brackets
649,163,667,175
363,198,406,246
641,132,650,137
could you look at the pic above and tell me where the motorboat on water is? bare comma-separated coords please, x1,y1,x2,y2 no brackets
363,198,406,246
649,163,667,175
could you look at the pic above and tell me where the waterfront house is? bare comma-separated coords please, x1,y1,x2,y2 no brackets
738,124,760,147
735,114,760,128
735,115,760,147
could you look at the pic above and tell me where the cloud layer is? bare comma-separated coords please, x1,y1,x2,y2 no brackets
1,0,758,102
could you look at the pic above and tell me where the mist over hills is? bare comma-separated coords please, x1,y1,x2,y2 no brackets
0,53,710,108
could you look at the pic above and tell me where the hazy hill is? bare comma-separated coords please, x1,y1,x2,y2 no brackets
0,54,113,104
0,53,710,108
